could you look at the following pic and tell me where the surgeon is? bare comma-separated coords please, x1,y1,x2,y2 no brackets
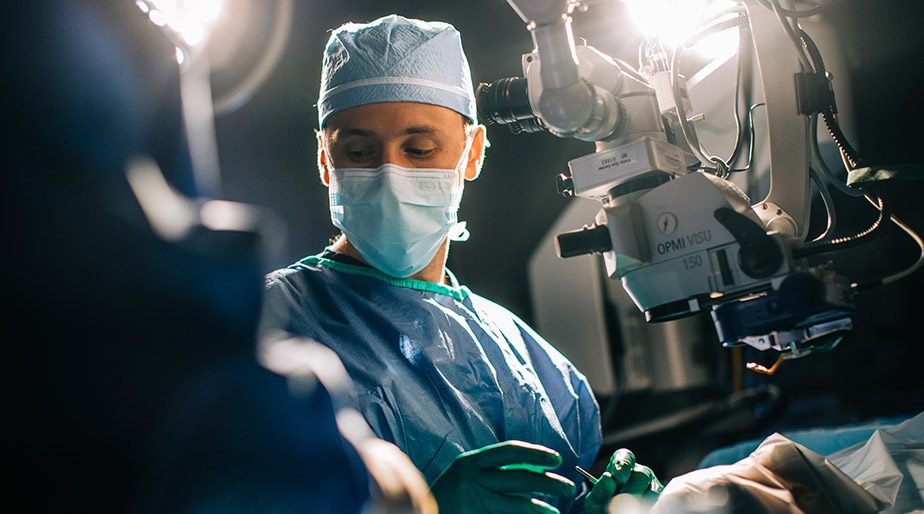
260,14,661,513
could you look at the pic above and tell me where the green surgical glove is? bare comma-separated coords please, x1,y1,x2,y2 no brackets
430,440,577,514
584,448,663,514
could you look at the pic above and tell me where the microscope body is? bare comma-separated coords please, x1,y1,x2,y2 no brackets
490,0,856,359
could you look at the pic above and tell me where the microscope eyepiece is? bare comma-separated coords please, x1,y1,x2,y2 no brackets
475,77,545,134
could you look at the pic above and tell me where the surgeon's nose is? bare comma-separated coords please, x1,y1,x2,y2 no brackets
379,145,410,169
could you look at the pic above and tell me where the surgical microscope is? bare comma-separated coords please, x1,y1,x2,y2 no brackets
477,0,923,377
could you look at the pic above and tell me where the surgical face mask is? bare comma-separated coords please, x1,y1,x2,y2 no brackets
328,135,473,278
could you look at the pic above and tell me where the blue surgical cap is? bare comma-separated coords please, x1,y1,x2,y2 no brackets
318,14,477,128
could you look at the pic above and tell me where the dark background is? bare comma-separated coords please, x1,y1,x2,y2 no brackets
209,0,924,478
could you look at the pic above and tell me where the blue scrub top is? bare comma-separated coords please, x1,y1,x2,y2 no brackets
261,250,602,512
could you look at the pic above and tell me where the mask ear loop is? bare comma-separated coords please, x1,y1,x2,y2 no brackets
448,131,476,242
449,221,470,242
454,129,476,175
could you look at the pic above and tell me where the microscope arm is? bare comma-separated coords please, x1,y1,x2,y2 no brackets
505,0,625,137
745,0,812,238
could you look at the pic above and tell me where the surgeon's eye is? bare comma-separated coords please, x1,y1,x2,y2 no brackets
346,149,372,159
405,147,435,158
340,145,377,163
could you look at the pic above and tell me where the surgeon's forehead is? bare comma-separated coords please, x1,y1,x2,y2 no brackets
322,102,466,139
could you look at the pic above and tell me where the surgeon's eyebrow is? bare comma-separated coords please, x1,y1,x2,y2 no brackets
332,128,375,138
401,125,443,136
327,124,447,141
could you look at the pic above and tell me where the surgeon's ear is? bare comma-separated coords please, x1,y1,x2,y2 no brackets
464,124,487,181
316,129,331,187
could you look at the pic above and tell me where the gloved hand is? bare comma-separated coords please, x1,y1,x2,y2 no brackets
430,440,577,514
584,448,663,514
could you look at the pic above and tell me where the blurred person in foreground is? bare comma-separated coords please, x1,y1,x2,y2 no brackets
4,2,434,513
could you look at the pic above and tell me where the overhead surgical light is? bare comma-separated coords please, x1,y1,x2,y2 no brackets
622,0,741,59
135,0,227,198
135,0,224,47
133,0,293,198
696,26,740,60
623,0,709,48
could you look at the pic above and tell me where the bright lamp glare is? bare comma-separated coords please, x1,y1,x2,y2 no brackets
624,0,710,48
696,28,739,60
187,0,223,24
137,0,224,46
623,0,740,53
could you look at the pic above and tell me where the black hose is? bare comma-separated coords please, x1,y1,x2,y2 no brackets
792,195,888,258
799,29,864,169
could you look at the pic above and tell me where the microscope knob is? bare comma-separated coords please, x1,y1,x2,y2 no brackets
714,207,783,279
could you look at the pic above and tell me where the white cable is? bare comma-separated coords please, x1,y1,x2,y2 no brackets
863,195,924,286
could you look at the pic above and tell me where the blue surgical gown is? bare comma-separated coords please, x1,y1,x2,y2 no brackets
261,250,602,513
